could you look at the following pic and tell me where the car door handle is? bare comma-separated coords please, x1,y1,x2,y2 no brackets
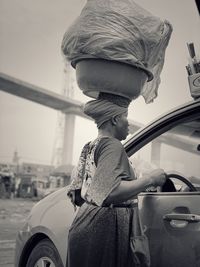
163,213,200,222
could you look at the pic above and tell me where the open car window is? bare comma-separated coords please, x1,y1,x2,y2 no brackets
129,115,200,191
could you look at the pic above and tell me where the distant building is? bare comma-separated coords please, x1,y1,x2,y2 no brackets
0,162,16,174
50,164,74,187
19,162,54,179
0,160,74,198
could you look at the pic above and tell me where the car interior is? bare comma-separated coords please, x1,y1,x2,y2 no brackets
129,115,200,193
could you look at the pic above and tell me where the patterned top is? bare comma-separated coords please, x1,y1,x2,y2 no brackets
67,137,137,207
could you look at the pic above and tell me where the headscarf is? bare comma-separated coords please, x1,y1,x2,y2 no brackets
84,98,128,128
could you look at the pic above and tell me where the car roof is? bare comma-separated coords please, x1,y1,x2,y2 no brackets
124,98,200,155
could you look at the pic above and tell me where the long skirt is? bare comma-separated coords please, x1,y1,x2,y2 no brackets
66,202,137,267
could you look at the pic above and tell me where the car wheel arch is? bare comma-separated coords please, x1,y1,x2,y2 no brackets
18,233,55,267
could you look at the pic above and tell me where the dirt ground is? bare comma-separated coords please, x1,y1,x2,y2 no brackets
0,198,36,267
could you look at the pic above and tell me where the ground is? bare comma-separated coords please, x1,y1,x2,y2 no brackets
0,198,36,267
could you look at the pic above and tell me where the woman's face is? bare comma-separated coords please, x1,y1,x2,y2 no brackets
115,112,129,141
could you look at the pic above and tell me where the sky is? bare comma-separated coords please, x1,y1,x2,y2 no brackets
0,0,199,166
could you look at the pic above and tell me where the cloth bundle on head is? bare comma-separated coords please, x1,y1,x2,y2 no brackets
84,98,128,128
61,0,173,103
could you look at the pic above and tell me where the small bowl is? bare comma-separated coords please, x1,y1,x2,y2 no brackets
75,59,148,100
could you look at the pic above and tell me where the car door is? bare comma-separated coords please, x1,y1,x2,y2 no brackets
126,100,200,267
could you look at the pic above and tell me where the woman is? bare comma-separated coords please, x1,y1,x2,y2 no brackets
66,93,166,267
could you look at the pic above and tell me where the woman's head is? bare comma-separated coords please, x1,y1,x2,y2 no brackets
84,94,130,141
110,112,129,141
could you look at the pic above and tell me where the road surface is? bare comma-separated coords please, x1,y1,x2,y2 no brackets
0,240,15,267
0,198,36,267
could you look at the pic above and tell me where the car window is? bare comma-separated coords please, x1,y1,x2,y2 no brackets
129,116,200,189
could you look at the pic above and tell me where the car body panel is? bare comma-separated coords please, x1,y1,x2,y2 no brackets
15,188,76,266
138,192,200,267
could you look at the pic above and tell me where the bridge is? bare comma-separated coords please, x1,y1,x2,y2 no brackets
1,71,198,169
0,72,142,166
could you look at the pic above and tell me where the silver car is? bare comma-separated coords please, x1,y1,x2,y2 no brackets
15,96,200,267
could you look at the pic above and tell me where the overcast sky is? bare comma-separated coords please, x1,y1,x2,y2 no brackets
0,0,199,166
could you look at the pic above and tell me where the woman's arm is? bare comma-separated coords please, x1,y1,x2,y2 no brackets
104,169,166,204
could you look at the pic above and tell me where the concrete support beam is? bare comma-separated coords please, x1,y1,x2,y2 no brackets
0,72,142,133
0,72,82,111
151,140,161,167
159,133,200,155
62,114,75,165
0,72,144,166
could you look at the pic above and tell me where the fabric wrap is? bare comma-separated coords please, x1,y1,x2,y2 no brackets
84,99,128,128
61,0,173,103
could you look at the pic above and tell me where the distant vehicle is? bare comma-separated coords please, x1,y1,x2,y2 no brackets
16,175,37,198
17,175,71,199
14,92,200,266
38,175,72,198
37,182,62,198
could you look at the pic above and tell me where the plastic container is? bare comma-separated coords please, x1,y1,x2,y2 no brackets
75,59,148,100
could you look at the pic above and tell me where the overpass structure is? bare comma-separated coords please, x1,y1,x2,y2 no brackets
0,72,142,166
1,72,196,169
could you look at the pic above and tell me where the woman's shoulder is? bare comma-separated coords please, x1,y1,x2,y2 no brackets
97,136,123,149
94,137,124,163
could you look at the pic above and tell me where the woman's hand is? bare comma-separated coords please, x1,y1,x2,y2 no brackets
149,169,167,187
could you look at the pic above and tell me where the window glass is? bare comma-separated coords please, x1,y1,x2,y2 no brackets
129,117,200,188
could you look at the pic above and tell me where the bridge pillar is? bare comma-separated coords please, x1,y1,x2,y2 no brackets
151,140,161,167
62,113,75,166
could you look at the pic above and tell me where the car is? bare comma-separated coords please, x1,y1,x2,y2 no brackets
15,93,200,267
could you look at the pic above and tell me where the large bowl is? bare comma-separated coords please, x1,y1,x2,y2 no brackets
75,59,148,100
